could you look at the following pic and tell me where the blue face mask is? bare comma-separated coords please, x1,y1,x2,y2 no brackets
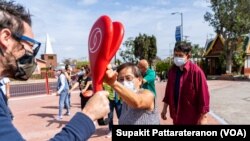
174,57,186,67
122,80,136,92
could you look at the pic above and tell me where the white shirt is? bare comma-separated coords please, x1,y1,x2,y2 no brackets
0,77,10,95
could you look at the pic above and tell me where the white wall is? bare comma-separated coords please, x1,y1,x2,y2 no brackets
245,56,250,68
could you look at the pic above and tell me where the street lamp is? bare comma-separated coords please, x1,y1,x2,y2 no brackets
171,12,183,41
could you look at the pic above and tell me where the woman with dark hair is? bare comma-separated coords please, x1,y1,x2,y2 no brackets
104,63,160,125
70,65,93,110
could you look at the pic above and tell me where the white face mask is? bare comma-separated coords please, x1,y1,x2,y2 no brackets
122,80,136,92
174,57,187,67
78,70,85,76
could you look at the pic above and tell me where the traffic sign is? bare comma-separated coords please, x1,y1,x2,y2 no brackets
175,25,182,41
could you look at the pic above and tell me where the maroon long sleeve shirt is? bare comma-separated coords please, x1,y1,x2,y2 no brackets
163,60,210,124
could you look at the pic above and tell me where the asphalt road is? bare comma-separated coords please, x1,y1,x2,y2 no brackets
209,81,250,124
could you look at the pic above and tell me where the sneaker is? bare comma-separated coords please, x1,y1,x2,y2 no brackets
56,116,63,121
65,112,70,116
106,131,112,138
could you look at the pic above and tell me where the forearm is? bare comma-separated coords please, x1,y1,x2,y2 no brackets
111,81,144,109
83,81,91,91
64,72,71,82
70,83,79,91
50,112,95,141
163,103,168,111
0,105,24,140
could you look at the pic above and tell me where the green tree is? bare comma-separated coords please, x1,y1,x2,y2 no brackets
191,44,206,64
62,58,72,65
75,61,89,69
204,0,250,73
192,44,202,58
119,37,138,63
134,33,157,66
155,60,171,80
155,61,170,73
62,58,78,66
121,34,158,66
233,38,246,74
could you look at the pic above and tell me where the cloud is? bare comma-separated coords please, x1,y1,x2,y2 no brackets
22,0,93,61
78,0,98,6
17,0,214,61
114,2,121,6
155,0,170,6
109,4,214,58
193,0,210,8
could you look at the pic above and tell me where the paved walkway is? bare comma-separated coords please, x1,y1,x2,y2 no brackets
9,80,248,141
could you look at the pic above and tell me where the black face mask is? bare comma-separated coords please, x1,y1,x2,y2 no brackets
14,47,39,80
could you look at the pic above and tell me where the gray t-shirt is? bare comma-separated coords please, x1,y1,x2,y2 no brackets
118,89,160,125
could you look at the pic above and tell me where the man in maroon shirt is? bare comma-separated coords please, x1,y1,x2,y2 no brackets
161,42,210,125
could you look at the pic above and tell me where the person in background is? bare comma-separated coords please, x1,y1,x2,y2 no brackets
104,63,160,125
0,77,14,120
55,66,70,120
137,59,157,96
70,65,109,126
70,65,93,110
78,65,86,76
64,64,73,107
161,42,210,125
103,82,122,138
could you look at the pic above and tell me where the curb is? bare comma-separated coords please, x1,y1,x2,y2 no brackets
209,110,228,125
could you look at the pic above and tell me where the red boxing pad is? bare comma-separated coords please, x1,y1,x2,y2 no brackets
108,22,124,63
88,15,124,92
88,15,113,92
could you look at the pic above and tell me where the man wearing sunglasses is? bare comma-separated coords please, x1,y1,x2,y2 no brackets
0,1,109,141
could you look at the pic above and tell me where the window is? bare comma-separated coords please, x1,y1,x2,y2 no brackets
48,56,54,60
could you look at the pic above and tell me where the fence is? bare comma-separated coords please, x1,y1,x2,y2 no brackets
10,79,57,97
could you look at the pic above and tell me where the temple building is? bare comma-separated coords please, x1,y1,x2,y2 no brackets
203,33,250,77
203,34,224,75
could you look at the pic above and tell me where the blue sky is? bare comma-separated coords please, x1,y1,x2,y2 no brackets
16,0,214,62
